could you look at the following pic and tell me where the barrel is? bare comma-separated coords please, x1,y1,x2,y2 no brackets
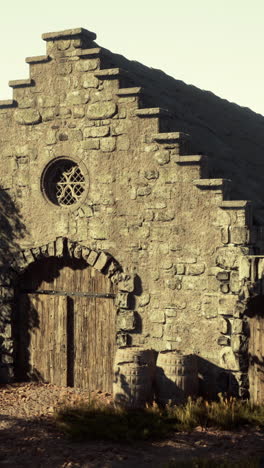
155,351,198,405
113,347,156,408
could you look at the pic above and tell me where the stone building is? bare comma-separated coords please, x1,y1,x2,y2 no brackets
0,27,264,402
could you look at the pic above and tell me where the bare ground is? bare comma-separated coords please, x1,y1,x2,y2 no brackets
0,383,263,467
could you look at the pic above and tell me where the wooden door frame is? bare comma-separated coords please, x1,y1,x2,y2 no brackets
0,236,137,383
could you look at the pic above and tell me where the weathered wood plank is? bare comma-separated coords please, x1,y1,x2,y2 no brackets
18,255,116,392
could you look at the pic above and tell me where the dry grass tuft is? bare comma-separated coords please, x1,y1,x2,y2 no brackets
54,394,264,442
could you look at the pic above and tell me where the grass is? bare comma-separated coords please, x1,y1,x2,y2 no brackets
54,394,264,442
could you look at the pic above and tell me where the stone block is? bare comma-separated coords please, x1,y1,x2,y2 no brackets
84,126,110,138
150,310,165,323
94,252,110,271
83,139,100,150
231,227,248,245
82,74,99,88
100,137,116,152
67,90,89,105
230,271,240,294
73,245,82,259
155,150,170,165
164,323,178,341
220,347,239,370
202,294,218,319
87,250,98,266
217,336,230,346
41,108,56,121
220,317,231,335
216,271,230,281
164,308,177,317
55,237,64,257
47,242,55,257
115,292,129,309
76,59,99,71
14,109,41,125
38,96,59,108
175,264,185,275
57,62,72,76
166,278,182,290
137,185,151,196
19,96,36,109
216,247,239,270
87,102,117,120
177,257,197,264
186,263,205,275
232,334,247,353
117,135,130,151
116,310,136,331
23,249,35,265
220,283,230,294
221,227,229,244
144,170,159,180
138,293,150,307
81,247,91,261
232,318,244,334
155,210,175,222
118,274,134,292
73,106,85,118
151,323,163,338
116,332,129,347
112,121,127,135
218,296,237,316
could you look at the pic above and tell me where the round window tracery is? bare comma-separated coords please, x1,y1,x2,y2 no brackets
41,158,88,207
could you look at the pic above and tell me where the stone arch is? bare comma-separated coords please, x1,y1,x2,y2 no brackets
0,237,137,383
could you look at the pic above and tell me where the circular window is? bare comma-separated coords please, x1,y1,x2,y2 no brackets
41,158,88,207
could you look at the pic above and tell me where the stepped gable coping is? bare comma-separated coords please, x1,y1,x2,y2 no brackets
220,200,251,209
95,68,124,77
193,178,231,188
135,108,172,117
71,48,102,57
152,132,188,141
9,79,34,88
26,55,50,64
42,27,96,41
175,155,203,164
0,100,17,109
117,87,142,96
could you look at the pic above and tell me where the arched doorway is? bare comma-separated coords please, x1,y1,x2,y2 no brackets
14,254,117,393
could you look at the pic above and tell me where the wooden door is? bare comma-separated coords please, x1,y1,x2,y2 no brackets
15,256,116,392
248,316,264,404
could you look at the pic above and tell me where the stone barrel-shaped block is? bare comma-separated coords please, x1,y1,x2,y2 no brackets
113,347,156,408
155,350,198,405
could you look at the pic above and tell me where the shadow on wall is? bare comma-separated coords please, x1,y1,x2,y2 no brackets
113,353,239,408
104,48,264,223
0,186,27,265
0,187,27,380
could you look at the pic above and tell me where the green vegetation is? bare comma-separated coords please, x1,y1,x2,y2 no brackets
54,394,264,442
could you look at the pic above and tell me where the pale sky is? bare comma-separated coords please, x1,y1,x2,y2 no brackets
1,0,263,116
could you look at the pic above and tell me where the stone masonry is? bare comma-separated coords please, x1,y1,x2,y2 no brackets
0,27,264,398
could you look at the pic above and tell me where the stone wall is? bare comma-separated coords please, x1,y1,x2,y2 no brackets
0,28,261,396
